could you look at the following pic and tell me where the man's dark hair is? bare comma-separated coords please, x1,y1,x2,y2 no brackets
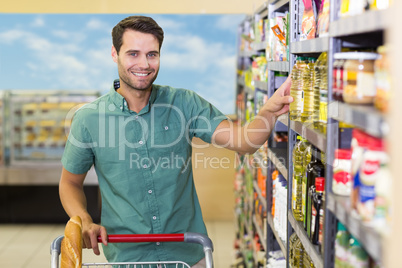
112,16,164,54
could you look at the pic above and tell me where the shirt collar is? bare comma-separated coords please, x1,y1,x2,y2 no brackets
109,79,158,115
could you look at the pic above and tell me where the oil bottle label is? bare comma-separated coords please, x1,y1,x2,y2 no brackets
311,205,317,236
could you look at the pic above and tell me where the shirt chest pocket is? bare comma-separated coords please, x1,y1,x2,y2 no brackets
149,122,188,151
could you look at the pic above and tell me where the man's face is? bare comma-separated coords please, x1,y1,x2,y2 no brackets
112,29,160,92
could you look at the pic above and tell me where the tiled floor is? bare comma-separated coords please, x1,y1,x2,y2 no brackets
0,220,235,267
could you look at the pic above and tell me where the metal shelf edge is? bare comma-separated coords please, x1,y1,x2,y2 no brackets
330,9,390,37
267,214,287,259
267,61,290,72
254,80,268,92
290,37,329,54
277,114,289,127
253,215,267,251
327,193,383,262
253,41,267,52
289,121,327,152
267,148,288,180
269,0,290,11
329,101,387,138
288,211,324,268
253,180,268,211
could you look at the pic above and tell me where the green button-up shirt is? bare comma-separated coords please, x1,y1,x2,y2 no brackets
61,81,226,266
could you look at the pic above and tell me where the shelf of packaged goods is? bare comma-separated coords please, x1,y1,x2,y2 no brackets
237,75,245,87
290,37,329,54
253,80,268,92
288,211,324,268
289,120,327,152
253,41,267,52
253,180,267,211
267,61,290,73
330,9,390,37
267,214,287,259
277,114,288,127
253,151,268,177
327,192,383,262
244,85,255,96
267,148,288,180
253,215,267,251
269,0,290,11
239,50,255,58
329,101,388,138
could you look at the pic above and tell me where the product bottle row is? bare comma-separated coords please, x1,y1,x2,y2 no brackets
234,0,391,267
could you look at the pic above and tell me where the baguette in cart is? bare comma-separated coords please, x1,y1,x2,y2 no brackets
50,217,214,268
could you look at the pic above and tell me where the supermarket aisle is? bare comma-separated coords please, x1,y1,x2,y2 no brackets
0,220,235,267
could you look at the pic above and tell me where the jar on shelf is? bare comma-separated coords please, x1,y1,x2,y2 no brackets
332,53,347,102
342,52,379,104
374,46,391,113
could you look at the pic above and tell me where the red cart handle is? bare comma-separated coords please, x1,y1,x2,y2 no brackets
98,233,185,243
50,232,213,268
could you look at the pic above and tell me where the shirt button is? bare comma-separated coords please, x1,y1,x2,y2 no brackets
148,190,152,194
153,216,157,220
135,115,139,119
156,242,160,246
143,164,148,169
164,126,169,130
139,140,144,145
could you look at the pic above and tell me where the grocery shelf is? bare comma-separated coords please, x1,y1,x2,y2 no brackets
239,50,255,58
245,86,254,96
290,37,329,54
253,215,267,251
327,192,383,262
253,41,267,52
237,75,245,87
267,214,287,259
288,211,323,268
289,121,327,152
267,61,290,72
255,2,269,18
329,101,388,138
277,114,288,127
269,0,289,11
254,80,268,92
253,180,267,211
254,151,268,177
330,9,390,37
267,148,288,180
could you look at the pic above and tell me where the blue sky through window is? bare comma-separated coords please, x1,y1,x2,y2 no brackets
0,14,245,114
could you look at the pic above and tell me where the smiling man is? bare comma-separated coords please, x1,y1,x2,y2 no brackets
59,15,292,267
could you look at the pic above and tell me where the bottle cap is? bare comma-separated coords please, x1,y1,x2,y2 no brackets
315,177,325,192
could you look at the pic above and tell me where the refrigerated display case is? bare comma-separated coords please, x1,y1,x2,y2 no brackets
0,89,100,185
0,89,101,223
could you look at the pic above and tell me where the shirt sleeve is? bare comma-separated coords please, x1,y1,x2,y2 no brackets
186,91,227,144
61,109,95,174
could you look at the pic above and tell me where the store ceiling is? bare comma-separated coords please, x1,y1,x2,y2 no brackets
1,0,265,14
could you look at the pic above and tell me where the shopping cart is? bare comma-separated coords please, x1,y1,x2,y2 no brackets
50,232,214,268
